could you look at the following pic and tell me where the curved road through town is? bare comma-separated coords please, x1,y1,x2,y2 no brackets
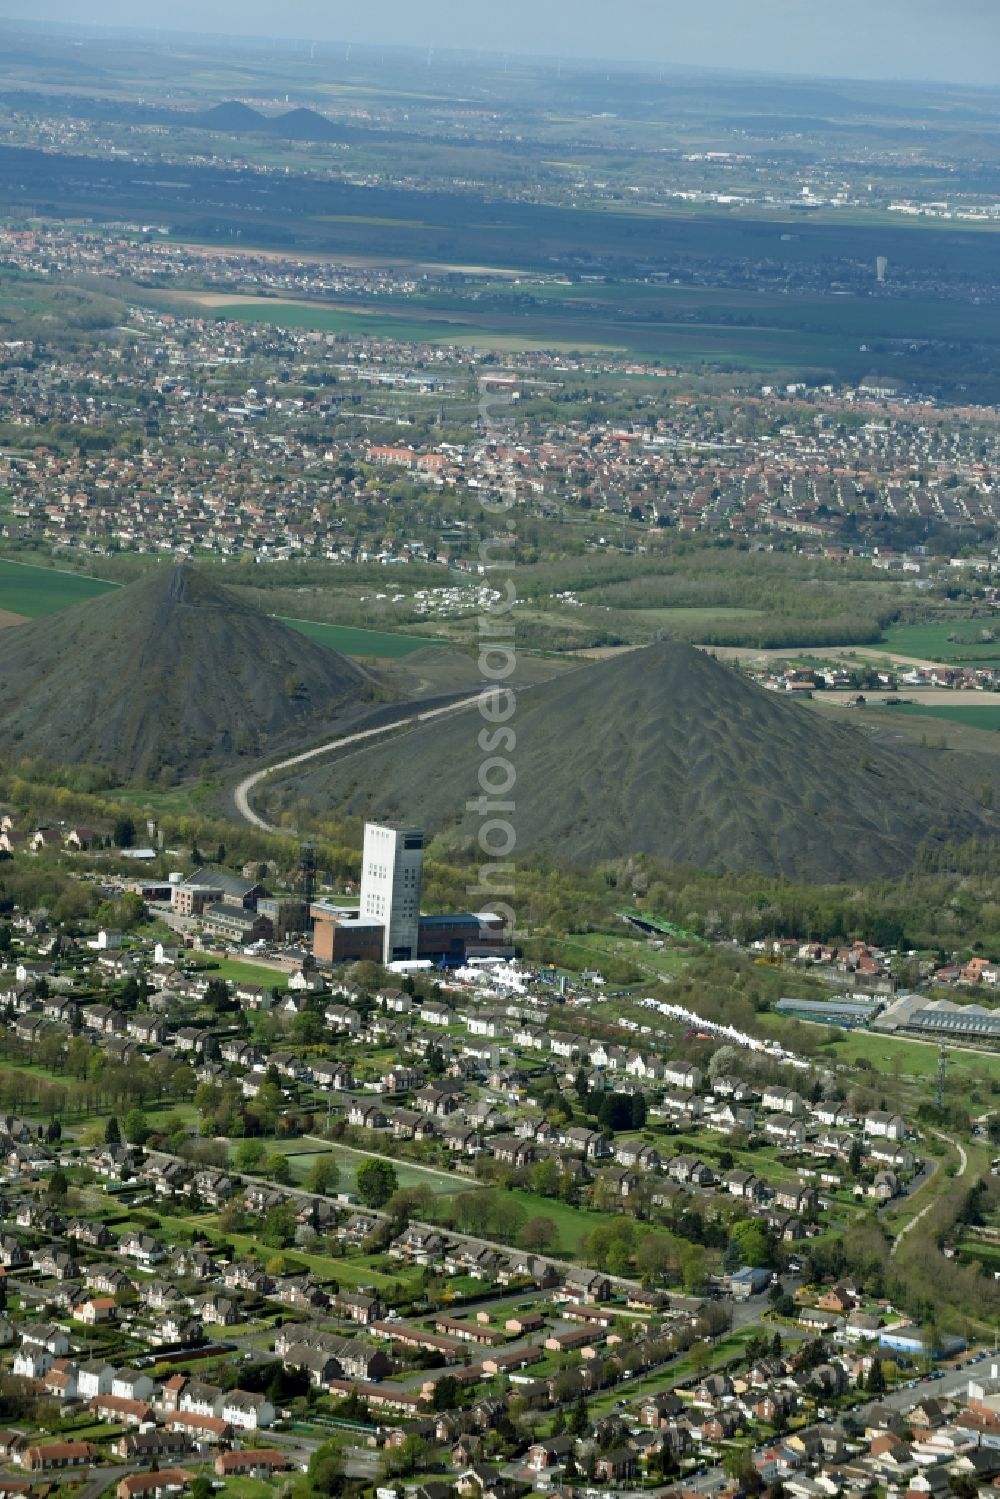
233,694,485,833
889,1130,966,1259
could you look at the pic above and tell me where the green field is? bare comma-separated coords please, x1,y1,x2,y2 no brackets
632,606,766,630
277,615,447,659
201,297,860,371
533,930,691,982
208,301,624,355
759,1009,1000,1089
879,702,1000,731
199,277,1000,384
0,557,117,617
880,620,1000,665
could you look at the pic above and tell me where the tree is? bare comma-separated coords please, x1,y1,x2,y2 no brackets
596,1092,634,1133
380,1435,427,1480
293,1010,325,1045
104,1116,121,1146
260,1204,297,1249
204,978,233,1012
265,1152,292,1186
867,1356,886,1396
112,817,135,849
305,1157,341,1196
681,1243,707,1295
123,1107,150,1146
307,1438,346,1495
724,1445,756,1486
520,1216,559,1253
724,1218,773,1271
431,1374,459,1411
356,1157,398,1209
569,1394,590,1438
46,1168,68,1200
190,1479,214,1499
709,1044,740,1079
530,1158,561,1198
235,1138,266,1173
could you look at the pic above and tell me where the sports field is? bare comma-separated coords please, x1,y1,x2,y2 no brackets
0,557,117,616
276,1139,477,1197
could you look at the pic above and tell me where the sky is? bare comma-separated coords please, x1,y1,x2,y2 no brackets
3,0,1000,88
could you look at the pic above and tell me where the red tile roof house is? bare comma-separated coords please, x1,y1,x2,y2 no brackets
163,1412,233,1444
215,1449,292,1478
89,1395,155,1426
22,1439,97,1471
117,1471,190,1499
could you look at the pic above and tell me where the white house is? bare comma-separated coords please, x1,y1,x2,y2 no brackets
863,1111,907,1141
13,1345,53,1379
663,1062,702,1091
112,1369,155,1403
761,1087,807,1117
77,1361,116,1400
220,1390,275,1430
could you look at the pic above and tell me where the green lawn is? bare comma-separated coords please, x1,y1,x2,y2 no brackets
536,930,690,983
496,1188,604,1256
278,615,447,659
588,1327,758,1416
193,957,289,989
185,1470,279,1498
0,556,117,616
957,1238,1000,1269
150,1208,420,1295
279,1138,478,1197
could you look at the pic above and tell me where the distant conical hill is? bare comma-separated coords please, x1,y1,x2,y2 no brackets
0,565,374,782
193,101,351,143
269,638,992,880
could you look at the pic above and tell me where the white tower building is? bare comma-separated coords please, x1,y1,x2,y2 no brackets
359,822,424,963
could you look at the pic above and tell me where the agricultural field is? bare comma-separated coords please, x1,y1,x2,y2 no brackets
206,300,625,356
0,556,117,617
197,274,1000,386
278,615,448,659
880,619,1000,665
879,702,1000,731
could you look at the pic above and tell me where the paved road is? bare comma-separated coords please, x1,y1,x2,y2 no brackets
233,693,484,832
78,1463,128,1499
878,1155,936,1221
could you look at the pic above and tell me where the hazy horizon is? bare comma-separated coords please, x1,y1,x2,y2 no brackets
2,0,999,89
